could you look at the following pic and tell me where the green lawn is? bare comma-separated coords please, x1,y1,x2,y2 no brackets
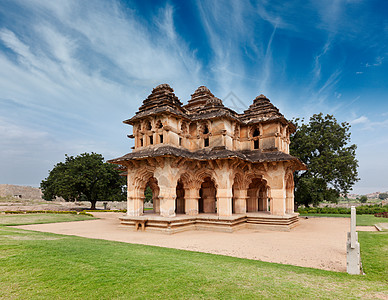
0,213,95,226
0,214,387,299
299,213,388,226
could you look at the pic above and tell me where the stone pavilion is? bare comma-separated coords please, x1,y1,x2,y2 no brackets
109,84,306,233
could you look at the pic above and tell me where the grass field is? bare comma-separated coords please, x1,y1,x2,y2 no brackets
0,213,95,226
0,214,387,299
299,213,388,226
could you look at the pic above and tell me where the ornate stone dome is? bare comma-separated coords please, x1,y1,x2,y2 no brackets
240,94,284,123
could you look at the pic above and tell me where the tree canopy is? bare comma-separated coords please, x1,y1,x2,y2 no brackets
359,195,368,203
379,193,388,200
41,153,126,209
290,113,359,207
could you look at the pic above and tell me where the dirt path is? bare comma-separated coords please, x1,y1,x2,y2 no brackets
15,213,350,272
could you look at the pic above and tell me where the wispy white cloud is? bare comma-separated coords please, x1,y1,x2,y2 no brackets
351,115,369,125
0,0,205,185
195,0,252,98
365,56,384,67
312,39,332,82
350,115,388,131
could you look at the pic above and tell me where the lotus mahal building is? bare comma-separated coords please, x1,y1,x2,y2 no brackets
109,84,306,233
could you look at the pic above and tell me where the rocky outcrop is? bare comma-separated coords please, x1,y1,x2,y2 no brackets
0,184,42,200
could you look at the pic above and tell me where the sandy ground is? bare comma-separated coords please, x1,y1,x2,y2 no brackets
14,213,354,272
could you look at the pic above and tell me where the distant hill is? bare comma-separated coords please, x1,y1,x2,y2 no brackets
347,191,388,199
0,184,42,200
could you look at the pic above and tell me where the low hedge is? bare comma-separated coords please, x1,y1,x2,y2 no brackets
298,204,388,215
84,209,127,213
78,211,94,217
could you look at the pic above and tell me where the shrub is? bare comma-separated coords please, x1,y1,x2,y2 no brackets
298,204,388,215
84,209,126,213
78,211,94,217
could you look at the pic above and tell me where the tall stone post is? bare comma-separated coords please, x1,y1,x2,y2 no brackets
153,196,160,214
153,159,180,218
266,164,286,216
202,186,216,213
217,188,233,216
233,189,247,214
126,171,144,216
185,188,199,215
214,167,233,217
286,188,294,214
347,206,361,275
270,189,286,215
126,196,144,216
158,187,176,217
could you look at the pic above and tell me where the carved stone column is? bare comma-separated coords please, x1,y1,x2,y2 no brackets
266,163,286,216
185,188,199,215
213,166,233,217
159,187,176,217
127,195,144,216
233,189,247,214
286,193,294,214
217,188,233,216
270,189,286,216
153,196,160,214
126,170,144,216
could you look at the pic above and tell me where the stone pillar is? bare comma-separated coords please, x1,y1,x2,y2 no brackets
247,188,258,212
185,188,199,215
266,163,287,216
286,192,294,214
203,196,216,213
153,159,180,217
217,188,232,217
271,188,286,216
153,197,160,214
127,196,144,216
263,193,269,211
159,187,176,217
347,206,361,275
233,189,247,214
126,171,144,216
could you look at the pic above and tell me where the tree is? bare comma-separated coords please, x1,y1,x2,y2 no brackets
359,195,368,203
379,193,388,200
41,153,126,209
144,186,153,203
290,113,359,207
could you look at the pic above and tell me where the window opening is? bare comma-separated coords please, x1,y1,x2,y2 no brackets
179,137,182,146
203,125,209,134
140,138,143,147
204,137,209,147
146,121,152,130
254,140,259,149
150,136,153,145
253,128,260,137
159,134,163,143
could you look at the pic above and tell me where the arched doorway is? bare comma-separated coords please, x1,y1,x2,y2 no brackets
199,177,216,213
144,177,160,214
175,180,185,214
247,178,268,212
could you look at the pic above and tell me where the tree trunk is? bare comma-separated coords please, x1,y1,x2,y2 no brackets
90,200,97,210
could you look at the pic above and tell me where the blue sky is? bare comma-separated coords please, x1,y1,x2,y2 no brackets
0,0,387,194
